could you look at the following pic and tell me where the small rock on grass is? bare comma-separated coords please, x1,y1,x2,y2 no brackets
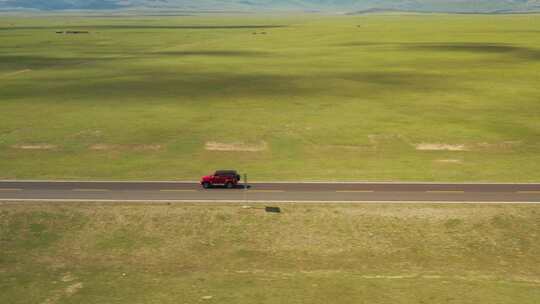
201,295,213,300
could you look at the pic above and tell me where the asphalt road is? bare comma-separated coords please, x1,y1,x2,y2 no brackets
1,181,540,203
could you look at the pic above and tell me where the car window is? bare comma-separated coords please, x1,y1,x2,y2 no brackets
216,171,236,176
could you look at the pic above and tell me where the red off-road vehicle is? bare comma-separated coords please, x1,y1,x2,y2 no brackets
201,170,241,189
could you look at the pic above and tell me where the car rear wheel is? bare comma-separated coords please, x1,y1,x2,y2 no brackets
225,182,233,189
202,182,210,189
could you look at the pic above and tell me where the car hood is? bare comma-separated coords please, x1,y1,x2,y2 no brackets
201,175,213,182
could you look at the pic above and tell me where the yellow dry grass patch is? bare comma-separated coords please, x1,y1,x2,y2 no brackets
205,141,267,152
2,202,539,303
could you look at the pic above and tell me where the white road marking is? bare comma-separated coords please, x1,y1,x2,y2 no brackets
0,180,201,183
426,190,465,193
517,191,540,194
248,190,285,193
0,188,22,191
0,199,539,204
336,190,374,193
160,189,197,192
72,189,109,192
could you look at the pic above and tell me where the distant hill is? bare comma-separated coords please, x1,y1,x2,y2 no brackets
1,0,540,13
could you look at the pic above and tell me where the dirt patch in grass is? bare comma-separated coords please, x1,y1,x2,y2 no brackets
42,273,83,304
205,141,267,152
434,159,463,164
64,282,83,295
319,144,376,152
417,142,520,152
61,272,76,282
11,144,57,150
416,143,467,151
89,144,163,151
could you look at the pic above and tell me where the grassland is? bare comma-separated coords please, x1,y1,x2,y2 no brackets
0,14,539,181
0,202,539,303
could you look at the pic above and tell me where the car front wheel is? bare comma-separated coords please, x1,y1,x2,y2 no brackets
202,182,210,189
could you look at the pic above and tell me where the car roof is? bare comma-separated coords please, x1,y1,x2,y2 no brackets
215,170,238,175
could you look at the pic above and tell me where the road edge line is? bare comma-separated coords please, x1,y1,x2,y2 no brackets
1,180,540,185
0,199,539,204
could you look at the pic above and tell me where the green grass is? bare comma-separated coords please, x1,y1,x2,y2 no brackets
1,202,539,303
0,14,539,181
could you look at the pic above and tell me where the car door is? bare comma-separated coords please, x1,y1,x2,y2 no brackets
214,172,226,185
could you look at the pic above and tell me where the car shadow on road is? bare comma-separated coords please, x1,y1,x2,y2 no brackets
202,184,251,190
